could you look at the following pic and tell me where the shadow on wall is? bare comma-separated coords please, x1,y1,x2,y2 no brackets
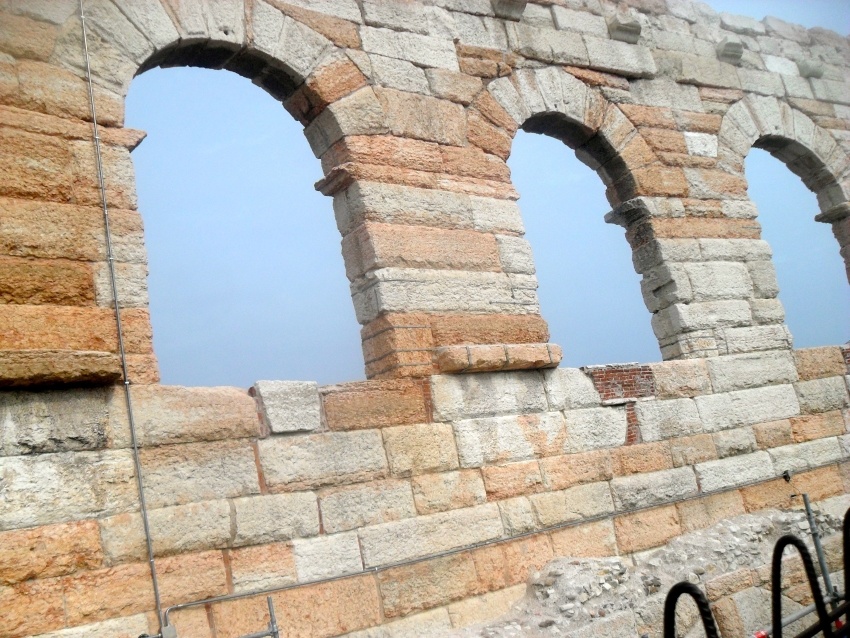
744,148,850,348
126,67,364,388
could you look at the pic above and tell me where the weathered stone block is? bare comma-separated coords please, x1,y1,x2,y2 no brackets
358,504,503,568
694,450,774,491
611,466,698,510
768,438,843,474
320,480,416,534
253,380,321,434
649,360,712,398
383,423,459,476
584,36,657,79
794,347,847,381
498,496,537,535
635,397,702,441
790,411,845,443
795,377,849,414
258,431,388,491
232,492,319,546
483,459,544,499
614,505,682,552
712,426,757,458
229,542,296,594
542,367,601,410
612,441,673,475
684,262,753,301
564,406,628,451
0,520,102,585
530,481,614,526
411,469,487,515
506,22,588,65
292,532,363,582
706,351,798,393
453,411,566,467
321,378,430,431
539,449,613,490
694,384,800,432
432,371,547,421
670,433,717,467
550,519,618,558
361,26,459,71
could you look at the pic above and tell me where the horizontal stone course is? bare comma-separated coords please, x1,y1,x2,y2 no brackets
694,384,801,432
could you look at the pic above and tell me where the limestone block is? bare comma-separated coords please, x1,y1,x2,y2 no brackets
358,503,504,567
630,78,703,111
452,12,509,50
361,0,428,34
635,397,703,441
360,27,459,71
379,87,470,146
383,423,459,476
0,449,137,530
344,608,452,638
706,351,798,393
139,440,260,509
542,367,601,410
610,466,698,510
431,371,547,421
304,87,388,158
563,406,628,451
769,438,843,474
697,239,771,261
719,13,766,36
229,542,296,594
684,261,753,301
99,500,231,562
81,0,154,66
258,431,388,491
453,411,566,467
319,480,416,533
640,263,692,312
506,22,588,66
425,68,483,105
750,299,785,325
487,75,529,127
292,532,363,581
694,450,774,492
529,481,614,526
747,260,780,298
253,380,321,434
275,15,333,80
695,384,800,433
606,11,641,44
27,615,151,638
717,325,793,355
0,387,110,456
649,360,712,399
368,53,430,94
115,0,180,51
632,238,701,273
232,492,319,546
498,496,537,535
552,7,607,36
92,262,148,309
0,519,102,585
794,347,847,381
797,59,826,79
737,68,785,97
684,132,718,157
109,385,259,447
411,470,487,515
532,66,589,123
716,36,743,65
493,0,528,21
496,235,535,274
795,377,850,414
653,300,752,340
447,585,526,630
584,36,657,79
279,0,362,22
470,196,526,234
712,426,757,458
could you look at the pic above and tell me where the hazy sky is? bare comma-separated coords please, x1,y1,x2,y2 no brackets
125,1,850,388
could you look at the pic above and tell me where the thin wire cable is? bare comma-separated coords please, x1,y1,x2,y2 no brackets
79,0,164,630
165,457,847,624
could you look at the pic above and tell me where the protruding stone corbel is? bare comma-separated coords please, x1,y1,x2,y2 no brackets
607,10,641,44
716,35,743,64
491,0,527,21
604,197,653,227
814,202,850,223
797,59,825,79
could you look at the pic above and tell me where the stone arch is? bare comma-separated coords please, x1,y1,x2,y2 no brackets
718,95,850,283
484,67,663,207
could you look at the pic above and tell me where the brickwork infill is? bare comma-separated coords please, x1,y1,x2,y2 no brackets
1,0,848,383
3,348,850,636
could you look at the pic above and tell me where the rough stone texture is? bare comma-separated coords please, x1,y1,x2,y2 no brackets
253,380,321,434
319,480,416,533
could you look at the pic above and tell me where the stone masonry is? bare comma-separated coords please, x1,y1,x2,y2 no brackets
0,0,849,637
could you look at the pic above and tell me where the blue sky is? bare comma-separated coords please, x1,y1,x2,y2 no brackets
125,1,850,387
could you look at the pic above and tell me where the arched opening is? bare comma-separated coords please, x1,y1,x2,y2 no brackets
126,66,363,386
508,129,659,367
745,147,850,347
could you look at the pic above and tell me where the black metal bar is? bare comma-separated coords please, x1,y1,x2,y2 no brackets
663,581,721,638
771,534,835,638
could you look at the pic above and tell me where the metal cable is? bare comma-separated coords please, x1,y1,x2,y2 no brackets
164,458,849,624
79,0,164,630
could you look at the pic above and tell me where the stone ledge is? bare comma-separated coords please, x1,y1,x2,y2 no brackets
433,343,562,374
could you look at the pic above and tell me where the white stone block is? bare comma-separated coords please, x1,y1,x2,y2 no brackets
431,371,547,421
453,412,566,467
769,438,843,474
368,54,430,94
684,132,718,157
254,380,321,434
635,398,703,441
496,235,536,274
717,325,793,355
542,368,601,411
630,78,703,111
747,261,780,298
694,450,774,492
584,36,657,79
506,22,588,66
360,26,460,71
498,496,538,535
712,426,757,458
552,7,607,36
795,377,850,414
564,406,628,451
319,480,416,534
697,239,771,261
232,492,320,545
611,467,698,510
292,532,363,581
305,88,388,157
706,351,798,393
530,481,614,527
694,384,800,432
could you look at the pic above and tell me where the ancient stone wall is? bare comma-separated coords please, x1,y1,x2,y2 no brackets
1,0,849,637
